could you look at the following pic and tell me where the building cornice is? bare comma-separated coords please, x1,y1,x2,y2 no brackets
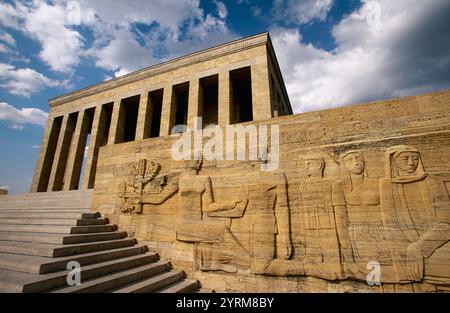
49,32,269,107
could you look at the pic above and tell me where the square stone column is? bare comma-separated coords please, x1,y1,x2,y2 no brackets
47,114,72,191
135,92,150,140
251,62,272,121
218,70,231,128
187,78,200,131
159,85,174,136
107,98,124,145
81,106,103,190
30,114,62,192
63,110,90,190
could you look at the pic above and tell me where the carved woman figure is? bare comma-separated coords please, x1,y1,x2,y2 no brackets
332,150,391,280
380,145,450,282
298,152,341,280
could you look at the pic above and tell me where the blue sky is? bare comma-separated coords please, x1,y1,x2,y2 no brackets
0,0,449,194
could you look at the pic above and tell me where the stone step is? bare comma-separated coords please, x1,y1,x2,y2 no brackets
51,261,171,293
0,202,92,210
0,205,91,212
0,246,147,274
0,212,99,219
0,224,117,234
0,276,22,293
0,191,92,202
0,253,159,293
112,271,184,293
0,238,137,257
156,279,199,293
0,218,107,226
0,231,126,244
0,206,91,211
193,288,215,293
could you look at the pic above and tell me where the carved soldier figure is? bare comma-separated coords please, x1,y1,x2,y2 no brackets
298,152,341,280
209,155,304,276
332,150,392,281
380,145,450,283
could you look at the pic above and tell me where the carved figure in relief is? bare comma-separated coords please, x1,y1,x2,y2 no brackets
332,150,391,281
209,155,304,276
380,145,450,282
298,152,342,280
175,156,245,272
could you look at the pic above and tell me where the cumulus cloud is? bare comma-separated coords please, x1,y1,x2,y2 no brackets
0,0,236,77
0,1,85,73
0,102,48,129
271,0,450,113
89,29,159,77
272,0,334,25
0,63,62,97
82,0,235,77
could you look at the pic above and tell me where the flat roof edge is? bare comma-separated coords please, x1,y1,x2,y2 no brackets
49,32,269,107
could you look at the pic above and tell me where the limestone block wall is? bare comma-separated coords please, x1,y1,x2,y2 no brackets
92,90,450,292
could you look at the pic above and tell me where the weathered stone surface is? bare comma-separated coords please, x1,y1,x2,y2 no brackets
0,192,206,293
92,89,450,292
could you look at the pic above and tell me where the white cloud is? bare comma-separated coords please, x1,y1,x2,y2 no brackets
0,31,16,46
0,102,48,129
31,144,41,149
0,2,20,29
89,29,159,77
77,0,202,37
0,186,10,190
0,0,236,77
0,63,63,97
0,44,10,54
271,0,450,113
272,0,334,25
82,0,235,77
215,1,228,19
0,1,85,73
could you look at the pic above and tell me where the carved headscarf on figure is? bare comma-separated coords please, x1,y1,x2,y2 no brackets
384,145,427,183
382,145,429,243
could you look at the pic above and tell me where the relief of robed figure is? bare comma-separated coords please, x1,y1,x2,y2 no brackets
380,145,450,283
298,152,342,280
332,150,394,282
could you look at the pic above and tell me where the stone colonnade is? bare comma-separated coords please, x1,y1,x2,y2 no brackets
31,64,277,192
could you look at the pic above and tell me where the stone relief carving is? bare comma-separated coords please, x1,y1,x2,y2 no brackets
332,150,393,282
380,145,450,283
298,152,341,280
193,156,303,276
118,159,178,214
116,146,450,285
174,156,243,273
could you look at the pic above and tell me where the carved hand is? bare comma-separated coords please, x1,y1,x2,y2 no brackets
406,242,424,281
281,238,292,259
206,200,242,217
284,244,293,259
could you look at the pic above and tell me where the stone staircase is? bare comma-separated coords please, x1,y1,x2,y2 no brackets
0,191,211,293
